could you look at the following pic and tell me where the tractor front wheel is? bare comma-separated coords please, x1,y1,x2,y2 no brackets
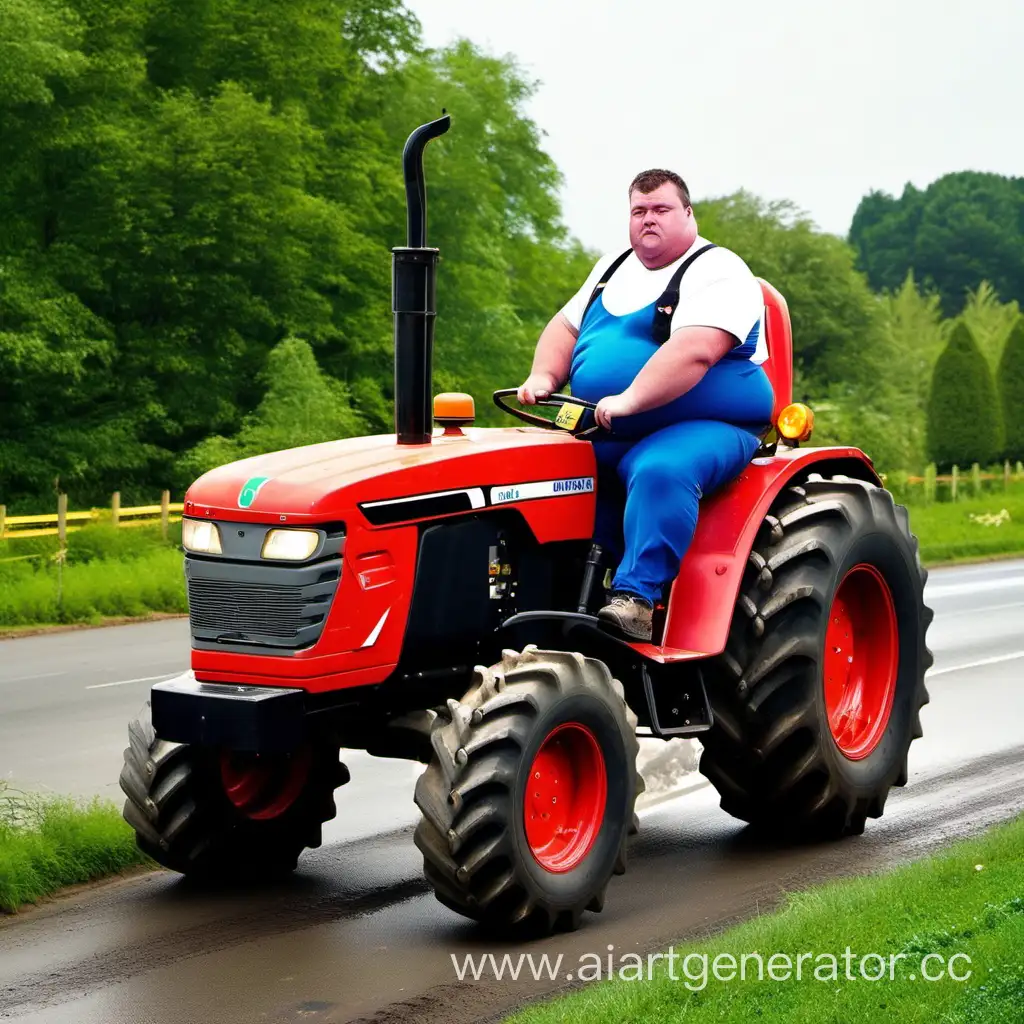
120,702,347,879
699,473,932,838
414,647,643,933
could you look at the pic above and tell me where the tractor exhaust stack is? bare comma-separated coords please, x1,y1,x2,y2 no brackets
393,112,451,445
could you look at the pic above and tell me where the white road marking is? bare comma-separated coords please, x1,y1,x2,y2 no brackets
926,577,1024,600
86,673,181,691
927,650,1024,679
949,600,1024,617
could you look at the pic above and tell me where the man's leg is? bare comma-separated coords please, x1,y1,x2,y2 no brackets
591,439,633,561
599,419,761,639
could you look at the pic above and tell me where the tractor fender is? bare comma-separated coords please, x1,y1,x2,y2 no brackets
661,446,880,656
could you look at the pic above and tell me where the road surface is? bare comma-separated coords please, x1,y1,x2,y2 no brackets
0,559,1022,1022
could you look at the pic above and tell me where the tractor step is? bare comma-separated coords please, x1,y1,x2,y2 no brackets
641,662,713,737
152,675,305,752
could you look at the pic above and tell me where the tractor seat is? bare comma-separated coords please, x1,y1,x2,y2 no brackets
757,279,793,423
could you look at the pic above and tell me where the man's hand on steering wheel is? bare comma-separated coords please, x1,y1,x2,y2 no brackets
594,390,641,430
517,372,558,405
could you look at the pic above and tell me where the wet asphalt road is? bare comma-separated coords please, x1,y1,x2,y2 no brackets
0,560,1022,1022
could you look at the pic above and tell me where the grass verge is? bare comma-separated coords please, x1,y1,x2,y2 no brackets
908,488,1024,564
0,783,150,913
507,814,1024,1024
0,544,186,628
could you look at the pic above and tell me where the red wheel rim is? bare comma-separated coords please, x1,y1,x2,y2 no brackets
220,746,312,820
524,723,607,873
823,563,899,760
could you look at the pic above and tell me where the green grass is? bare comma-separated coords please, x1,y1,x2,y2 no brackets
905,490,1024,564
0,783,151,912
0,546,187,627
508,814,1024,1024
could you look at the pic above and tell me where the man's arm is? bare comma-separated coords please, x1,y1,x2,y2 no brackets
593,326,735,428
517,313,578,404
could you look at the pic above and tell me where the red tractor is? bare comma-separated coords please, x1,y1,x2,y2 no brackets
121,116,931,933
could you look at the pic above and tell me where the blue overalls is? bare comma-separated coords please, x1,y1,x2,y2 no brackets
570,290,775,605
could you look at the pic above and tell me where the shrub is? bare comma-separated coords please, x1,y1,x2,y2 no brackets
999,317,1024,462
927,322,1003,469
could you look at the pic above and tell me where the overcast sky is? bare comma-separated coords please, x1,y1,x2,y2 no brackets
404,0,1023,253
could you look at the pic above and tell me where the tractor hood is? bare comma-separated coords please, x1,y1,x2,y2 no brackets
182,427,597,527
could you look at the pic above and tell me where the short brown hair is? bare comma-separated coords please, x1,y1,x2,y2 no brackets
629,169,691,208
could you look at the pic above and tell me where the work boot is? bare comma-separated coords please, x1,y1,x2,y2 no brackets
597,592,653,642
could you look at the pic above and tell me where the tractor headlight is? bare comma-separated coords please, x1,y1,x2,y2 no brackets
181,519,222,555
261,528,320,561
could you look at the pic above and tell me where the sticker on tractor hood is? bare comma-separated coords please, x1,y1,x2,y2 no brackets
237,476,270,508
490,477,595,505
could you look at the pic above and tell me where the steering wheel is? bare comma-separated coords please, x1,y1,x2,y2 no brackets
492,390,608,439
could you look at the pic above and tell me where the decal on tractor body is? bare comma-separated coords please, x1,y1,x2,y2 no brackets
554,404,584,430
238,476,270,508
491,477,595,505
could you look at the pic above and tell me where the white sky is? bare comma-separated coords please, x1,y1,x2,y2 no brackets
405,0,1024,253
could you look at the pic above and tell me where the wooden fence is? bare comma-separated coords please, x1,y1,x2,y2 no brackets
888,460,1024,504
0,492,183,543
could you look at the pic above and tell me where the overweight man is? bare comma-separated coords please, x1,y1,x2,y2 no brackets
517,170,774,641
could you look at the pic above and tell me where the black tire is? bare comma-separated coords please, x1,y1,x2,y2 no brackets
119,702,347,879
414,646,643,933
699,472,932,838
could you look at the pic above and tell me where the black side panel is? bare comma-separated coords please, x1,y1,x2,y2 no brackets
401,518,501,671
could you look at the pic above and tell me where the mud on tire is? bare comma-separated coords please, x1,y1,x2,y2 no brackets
414,647,643,933
120,702,347,879
699,473,932,838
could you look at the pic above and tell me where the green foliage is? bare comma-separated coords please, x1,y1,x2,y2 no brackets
927,322,1003,469
998,318,1024,462
0,546,186,625
0,1,588,506
850,172,1024,316
177,337,364,484
0,782,149,911
961,282,1021,373
695,192,880,393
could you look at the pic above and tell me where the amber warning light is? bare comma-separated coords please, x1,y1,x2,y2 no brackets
777,403,815,442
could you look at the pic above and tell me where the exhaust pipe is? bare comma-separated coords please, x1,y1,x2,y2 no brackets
393,113,451,445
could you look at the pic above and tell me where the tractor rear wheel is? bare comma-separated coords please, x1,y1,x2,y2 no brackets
414,647,643,933
699,473,932,838
120,702,347,879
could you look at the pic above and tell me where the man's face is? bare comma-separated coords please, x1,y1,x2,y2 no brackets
628,182,696,267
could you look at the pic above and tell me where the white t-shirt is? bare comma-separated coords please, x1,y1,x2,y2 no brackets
560,236,768,364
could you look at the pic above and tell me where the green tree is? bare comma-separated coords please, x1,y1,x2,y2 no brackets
695,191,881,395
998,318,1024,462
0,2,594,506
927,322,1002,469
961,281,1021,373
374,40,594,421
850,172,1024,316
177,337,363,484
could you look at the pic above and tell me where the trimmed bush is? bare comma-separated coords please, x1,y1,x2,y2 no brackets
927,321,1003,469
999,317,1024,462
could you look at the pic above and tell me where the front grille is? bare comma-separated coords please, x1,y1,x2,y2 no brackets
188,578,313,639
185,556,342,652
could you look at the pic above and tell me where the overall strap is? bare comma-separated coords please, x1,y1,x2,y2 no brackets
579,249,632,328
651,242,717,344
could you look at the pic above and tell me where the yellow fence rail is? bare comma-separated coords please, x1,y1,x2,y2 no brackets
0,491,183,542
